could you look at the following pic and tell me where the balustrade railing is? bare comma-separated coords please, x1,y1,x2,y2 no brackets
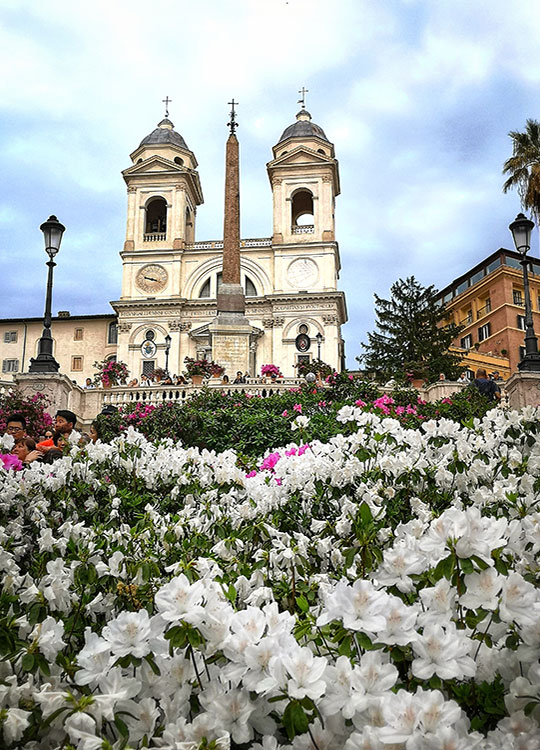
476,300,492,319
143,233,167,242
100,378,307,409
291,225,315,235
185,238,272,250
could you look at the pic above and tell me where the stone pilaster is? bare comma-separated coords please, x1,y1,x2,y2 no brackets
505,371,540,409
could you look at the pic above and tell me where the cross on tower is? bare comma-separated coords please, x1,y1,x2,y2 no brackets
162,96,172,118
228,98,239,135
297,86,309,109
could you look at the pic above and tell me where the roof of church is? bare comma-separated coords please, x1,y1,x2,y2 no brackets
139,118,190,150
277,109,330,144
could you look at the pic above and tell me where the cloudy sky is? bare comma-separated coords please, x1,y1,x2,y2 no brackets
1,0,539,365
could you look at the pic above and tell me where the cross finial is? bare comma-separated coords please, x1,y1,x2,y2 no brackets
297,86,309,109
228,98,239,135
162,96,172,118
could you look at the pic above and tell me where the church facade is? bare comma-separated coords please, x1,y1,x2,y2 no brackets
1,109,347,382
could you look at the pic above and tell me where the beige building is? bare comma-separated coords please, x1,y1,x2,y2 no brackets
0,313,117,385
1,108,347,382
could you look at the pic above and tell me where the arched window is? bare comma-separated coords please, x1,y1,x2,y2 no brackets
145,197,167,235
199,279,211,298
174,156,184,166
291,189,314,227
198,273,258,298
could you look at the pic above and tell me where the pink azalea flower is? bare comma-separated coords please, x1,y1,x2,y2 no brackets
282,410,288,417
260,452,281,471
355,399,366,407
298,444,310,456
245,470,257,478
441,398,453,404
285,447,297,456
348,374,354,380
395,406,405,416
293,403,302,413
0,454,22,471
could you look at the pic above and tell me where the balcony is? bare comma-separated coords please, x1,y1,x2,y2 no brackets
476,300,492,319
458,312,473,326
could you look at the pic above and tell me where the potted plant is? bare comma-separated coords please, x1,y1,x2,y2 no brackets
93,359,129,388
261,364,282,382
183,357,212,385
209,361,225,378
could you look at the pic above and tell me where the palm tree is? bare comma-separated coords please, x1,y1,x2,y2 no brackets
503,119,540,223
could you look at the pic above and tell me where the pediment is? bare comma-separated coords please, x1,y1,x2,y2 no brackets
123,156,184,176
268,145,334,168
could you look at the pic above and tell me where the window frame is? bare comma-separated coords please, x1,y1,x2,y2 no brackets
71,356,83,372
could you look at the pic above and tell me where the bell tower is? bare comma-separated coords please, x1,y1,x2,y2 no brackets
112,109,204,377
122,116,203,257
267,108,340,245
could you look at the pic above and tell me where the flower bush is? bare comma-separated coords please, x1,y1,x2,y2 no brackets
0,403,539,747
184,357,213,378
261,364,282,378
93,358,129,387
0,388,53,437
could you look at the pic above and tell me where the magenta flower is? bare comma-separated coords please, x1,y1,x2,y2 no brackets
355,398,366,407
282,410,288,417
0,454,22,471
245,470,258,478
260,452,281,471
293,403,302,413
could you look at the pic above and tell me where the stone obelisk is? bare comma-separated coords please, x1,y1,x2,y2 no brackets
209,100,252,374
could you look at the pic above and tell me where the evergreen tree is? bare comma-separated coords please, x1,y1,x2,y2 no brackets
359,276,463,383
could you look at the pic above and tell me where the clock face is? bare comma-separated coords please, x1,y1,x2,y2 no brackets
287,258,319,289
136,264,168,293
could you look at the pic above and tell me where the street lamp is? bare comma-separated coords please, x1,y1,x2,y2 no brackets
509,212,540,371
164,334,172,376
316,331,323,360
29,215,65,373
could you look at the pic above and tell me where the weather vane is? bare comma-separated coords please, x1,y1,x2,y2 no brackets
162,96,172,118
228,99,239,135
297,86,309,109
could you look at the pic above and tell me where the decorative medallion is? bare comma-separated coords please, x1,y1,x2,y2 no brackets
141,340,157,358
287,258,319,289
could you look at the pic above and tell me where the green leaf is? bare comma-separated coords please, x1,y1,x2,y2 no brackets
114,714,129,738
295,595,309,613
21,652,35,672
460,557,474,575
283,701,309,740
434,554,455,581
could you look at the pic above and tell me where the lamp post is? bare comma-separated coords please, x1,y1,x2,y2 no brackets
509,212,540,371
29,216,65,373
164,334,171,376
316,331,323,360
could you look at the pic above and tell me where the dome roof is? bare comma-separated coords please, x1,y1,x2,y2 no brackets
139,118,190,150
277,109,330,144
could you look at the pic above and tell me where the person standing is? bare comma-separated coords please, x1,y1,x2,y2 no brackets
473,368,501,401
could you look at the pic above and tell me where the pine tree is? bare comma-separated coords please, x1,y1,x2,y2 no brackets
359,276,463,383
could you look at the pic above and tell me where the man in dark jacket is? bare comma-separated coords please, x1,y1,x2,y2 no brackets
473,368,501,401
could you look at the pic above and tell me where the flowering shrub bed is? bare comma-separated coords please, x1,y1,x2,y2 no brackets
0,405,539,747
95,382,494,458
0,389,53,437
